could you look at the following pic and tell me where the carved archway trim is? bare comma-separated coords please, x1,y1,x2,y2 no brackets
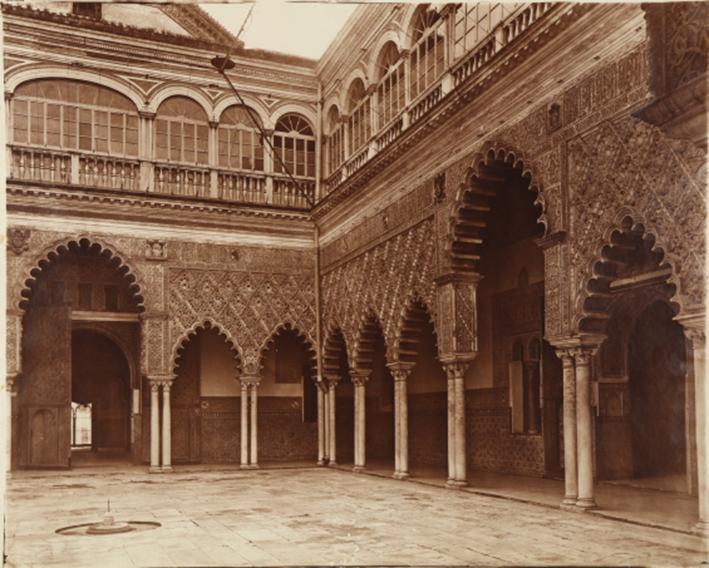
322,322,351,379
573,210,684,334
170,318,243,376
448,141,549,273
353,310,390,371
19,234,146,312
393,294,437,365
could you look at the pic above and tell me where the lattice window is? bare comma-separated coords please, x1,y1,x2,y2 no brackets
155,96,209,165
346,79,371,154
12,79,138,156
273,114,316,178
409,5,446,100
375,42,406,129
217,105,264,171
453,3,520,60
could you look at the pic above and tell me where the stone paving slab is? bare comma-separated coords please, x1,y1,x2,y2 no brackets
5,467,708,567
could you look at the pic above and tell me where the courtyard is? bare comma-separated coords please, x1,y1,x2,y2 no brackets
4,466,707,567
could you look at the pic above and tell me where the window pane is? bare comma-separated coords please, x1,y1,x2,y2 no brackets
155,119,168,160
110,113,124,154
46,103,61,147
196,124,208,164
79,108,92,150
183,122,195,163
95,110,108,153
12,100,29,144
30,101,44,145
125,115,138,156
169,120,181,161
63,105,77,149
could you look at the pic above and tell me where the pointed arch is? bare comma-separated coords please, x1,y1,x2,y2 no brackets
448,142,548,273
170,318,243,375
18,235,146,312
574,212,682,335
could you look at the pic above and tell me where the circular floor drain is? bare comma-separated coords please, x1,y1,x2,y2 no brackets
56,521,160,536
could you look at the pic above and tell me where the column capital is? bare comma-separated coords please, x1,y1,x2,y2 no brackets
148,374,175,389
442,360,469,379
387,362,414,381
554,348,576,367
676,312,706,344
240,374,261,387
6,373,19,395
572,344,599,365
139,110,156,120
351,370,371,387
323,373,340,387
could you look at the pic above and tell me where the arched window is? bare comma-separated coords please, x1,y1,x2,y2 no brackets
12,79,138,156
453,3,520,60
273,114,315,178
155,97,208,165
375,42,405,129
409,5,446,100
217,105,264,171
346,78,371,155
326,106,344,176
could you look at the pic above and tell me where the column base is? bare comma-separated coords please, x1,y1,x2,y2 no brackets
393,471,409,480
353,465,366,473
241,464,259,470
148,466,162,474
575,497,597,510
317,459,328,466
328,461,338,467
561,495,578,506
692,520,709,538
161,465,173,473
446,479,468,488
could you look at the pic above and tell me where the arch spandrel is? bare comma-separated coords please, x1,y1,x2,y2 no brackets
169,318,243,377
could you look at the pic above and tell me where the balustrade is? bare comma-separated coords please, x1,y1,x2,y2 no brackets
154,163,210,198
345,146,370,177
409,84,443,125
9,146,71,184
217,170,267,204
376,117,404,151
272,176,314,209
78,155,140,191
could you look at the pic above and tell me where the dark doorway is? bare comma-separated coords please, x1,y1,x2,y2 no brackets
628,301,687,479
71,329,131,464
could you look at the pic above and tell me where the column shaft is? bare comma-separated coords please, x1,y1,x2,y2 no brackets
323,385,330,461
575,349,596,509
353,384,362,469
240,382,249,467
454,375,467,483
161,382,172,471
393,379,401,475
6,377,16,472
559,351,578,505
149,382,160,471
328,384,337,464
689,329,708,533
250,383,259,466
447,375,456,482
393,372,410,479
317,384,325,465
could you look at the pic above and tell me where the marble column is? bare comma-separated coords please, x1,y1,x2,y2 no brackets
352,372,369,472
525,361,540,434
556,349,578,507
250,381,259,467
682,322,708,535
6,374,17,472
328,379,338,465
391,366,412,480
240,380,249,468
322,381,330,463
149,379,161,472
574,347,596,509
161,379,173,472
444,362,469,486
317,380,326,465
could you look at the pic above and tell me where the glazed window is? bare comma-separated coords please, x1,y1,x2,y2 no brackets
12,79,138,157
453,3,520,60
346,79,371,154
325,106,345,176
375,42,406,129
409,5,446,100
155,96,209,165
217,105,264,171
273,114,316,178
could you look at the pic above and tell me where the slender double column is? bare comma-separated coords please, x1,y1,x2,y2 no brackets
239,376,260,468
320,379,330,465
680,320,708,536
443,361,469,486
556,349,578,506
389,364,413,480
327,377,338,465
6,374,18,472
161,379,173,472
352,371,370,472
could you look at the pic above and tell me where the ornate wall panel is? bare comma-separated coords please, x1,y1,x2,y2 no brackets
568,115,706,328
168,268,316,375
321,218,437,362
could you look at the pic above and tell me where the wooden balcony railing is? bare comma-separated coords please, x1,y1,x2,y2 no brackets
9,146,71,184
154,163,210,198
217,170,267,204
79,155,140,192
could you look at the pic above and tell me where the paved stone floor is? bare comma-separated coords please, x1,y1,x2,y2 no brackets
4,467,708,567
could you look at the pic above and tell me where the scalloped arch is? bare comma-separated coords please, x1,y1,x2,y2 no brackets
19,235,146,312
392,294,437,365
258,321,317,374
352,309,391,369
170,318,243,375
572,211,684,334
6,65,145,110
447,142,549,272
